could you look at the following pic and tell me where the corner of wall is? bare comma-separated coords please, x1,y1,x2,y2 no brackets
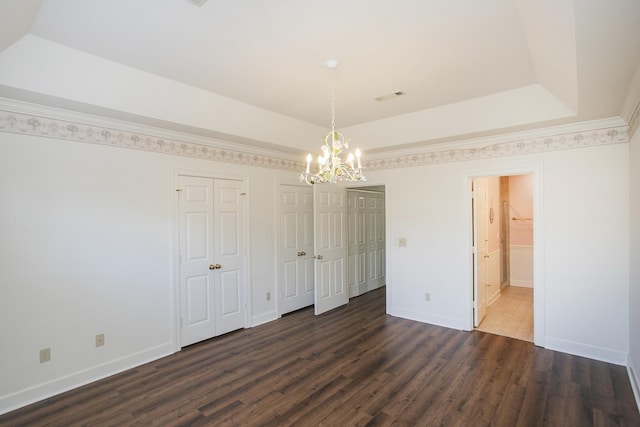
628,356,640,413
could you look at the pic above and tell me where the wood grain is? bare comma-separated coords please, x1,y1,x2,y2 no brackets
2,287,638,426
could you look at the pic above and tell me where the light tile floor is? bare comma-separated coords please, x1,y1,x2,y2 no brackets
475,286,533,342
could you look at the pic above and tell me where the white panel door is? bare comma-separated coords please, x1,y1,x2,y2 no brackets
347,192,358,298
213,179,246,335
280,185,314,314
474,178,489,327
179,176,216,346
178,176,246,346
314,185,348,315
374,193,386,288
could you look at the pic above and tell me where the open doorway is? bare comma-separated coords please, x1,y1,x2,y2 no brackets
473,174,534,342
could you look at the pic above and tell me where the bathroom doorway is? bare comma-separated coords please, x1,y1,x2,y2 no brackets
473,174,534,342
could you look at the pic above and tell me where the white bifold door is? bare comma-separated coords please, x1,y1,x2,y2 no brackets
314,185,348,315
178,176,246,347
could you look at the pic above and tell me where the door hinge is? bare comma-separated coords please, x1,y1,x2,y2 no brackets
176,188,183,192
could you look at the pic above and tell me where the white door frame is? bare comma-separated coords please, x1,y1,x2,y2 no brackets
464,165,544,346
171,169,251,351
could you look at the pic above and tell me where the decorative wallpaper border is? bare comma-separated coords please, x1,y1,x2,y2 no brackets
363,126,629,170
0,110,303,172
0,106,630,173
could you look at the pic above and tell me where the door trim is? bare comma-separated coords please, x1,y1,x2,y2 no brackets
171,169,250,351
464,164,544,346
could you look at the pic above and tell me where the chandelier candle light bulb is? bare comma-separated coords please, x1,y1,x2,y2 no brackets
300,60,366,185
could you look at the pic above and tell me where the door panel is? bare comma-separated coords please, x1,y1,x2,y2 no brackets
280,185,314,314
314,186,347,315
474,178,489,327
214,179,245,335
179,176,216,347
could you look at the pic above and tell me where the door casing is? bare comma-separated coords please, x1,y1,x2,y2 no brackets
464,165,544,346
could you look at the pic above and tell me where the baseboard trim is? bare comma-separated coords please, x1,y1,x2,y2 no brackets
0,342,175,416
545,336,627,366
252,310,278,327
388,307,465,331
628,357,640,413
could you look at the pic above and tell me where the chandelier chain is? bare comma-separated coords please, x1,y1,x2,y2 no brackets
330,67,336,134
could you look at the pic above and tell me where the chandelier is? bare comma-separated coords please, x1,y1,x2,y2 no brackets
300,60,366,185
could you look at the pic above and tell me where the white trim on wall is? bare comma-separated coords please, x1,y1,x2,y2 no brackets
0,98,629,174
629,357,640,412
0,342,174,416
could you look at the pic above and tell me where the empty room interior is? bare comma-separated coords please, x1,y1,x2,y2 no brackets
1,0,640,425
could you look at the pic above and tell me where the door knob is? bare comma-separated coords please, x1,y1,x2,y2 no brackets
297,251,306,256
209,264,222,270
314,255,323,260
214,263,222,269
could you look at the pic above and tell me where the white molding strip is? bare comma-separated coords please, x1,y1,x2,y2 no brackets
364,124,629,170
0,107,303,172
0,98,630,172
0,342,175,416
545,336,628,366
629,357,640,413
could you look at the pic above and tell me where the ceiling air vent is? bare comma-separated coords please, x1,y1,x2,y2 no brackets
374,91,404,102
186,0,208,6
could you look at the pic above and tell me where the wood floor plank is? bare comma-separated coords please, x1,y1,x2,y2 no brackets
1,287,639,426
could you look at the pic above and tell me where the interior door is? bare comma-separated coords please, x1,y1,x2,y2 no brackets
213,179,246,335
474,178,489,327
314,185,348,315
179,176,216,346
347,192,359,298
178,176,246,346
374,193,386,288
280,185,314,314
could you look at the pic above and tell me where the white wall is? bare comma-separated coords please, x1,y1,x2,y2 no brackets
630,127,640,401
0,130,298,413
370,142,630,364
0,114,634,413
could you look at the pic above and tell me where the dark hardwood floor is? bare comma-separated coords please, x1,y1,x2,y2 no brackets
2,287,639,426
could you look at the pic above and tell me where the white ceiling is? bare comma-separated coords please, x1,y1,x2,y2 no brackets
0,0,639,155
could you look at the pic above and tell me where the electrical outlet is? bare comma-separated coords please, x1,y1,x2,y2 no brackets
96,334,105,347
266,292,271,301
425,293,431,301
40,348,51,363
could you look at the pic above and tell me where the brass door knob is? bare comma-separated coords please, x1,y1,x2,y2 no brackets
297,251,306,256
314,255,323,260
209,263,222,270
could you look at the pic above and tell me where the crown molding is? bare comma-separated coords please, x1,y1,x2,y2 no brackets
0,98,303,172
0,97,630,173
363,122,629,170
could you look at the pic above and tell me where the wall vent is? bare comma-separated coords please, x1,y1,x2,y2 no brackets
374,91,405,102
